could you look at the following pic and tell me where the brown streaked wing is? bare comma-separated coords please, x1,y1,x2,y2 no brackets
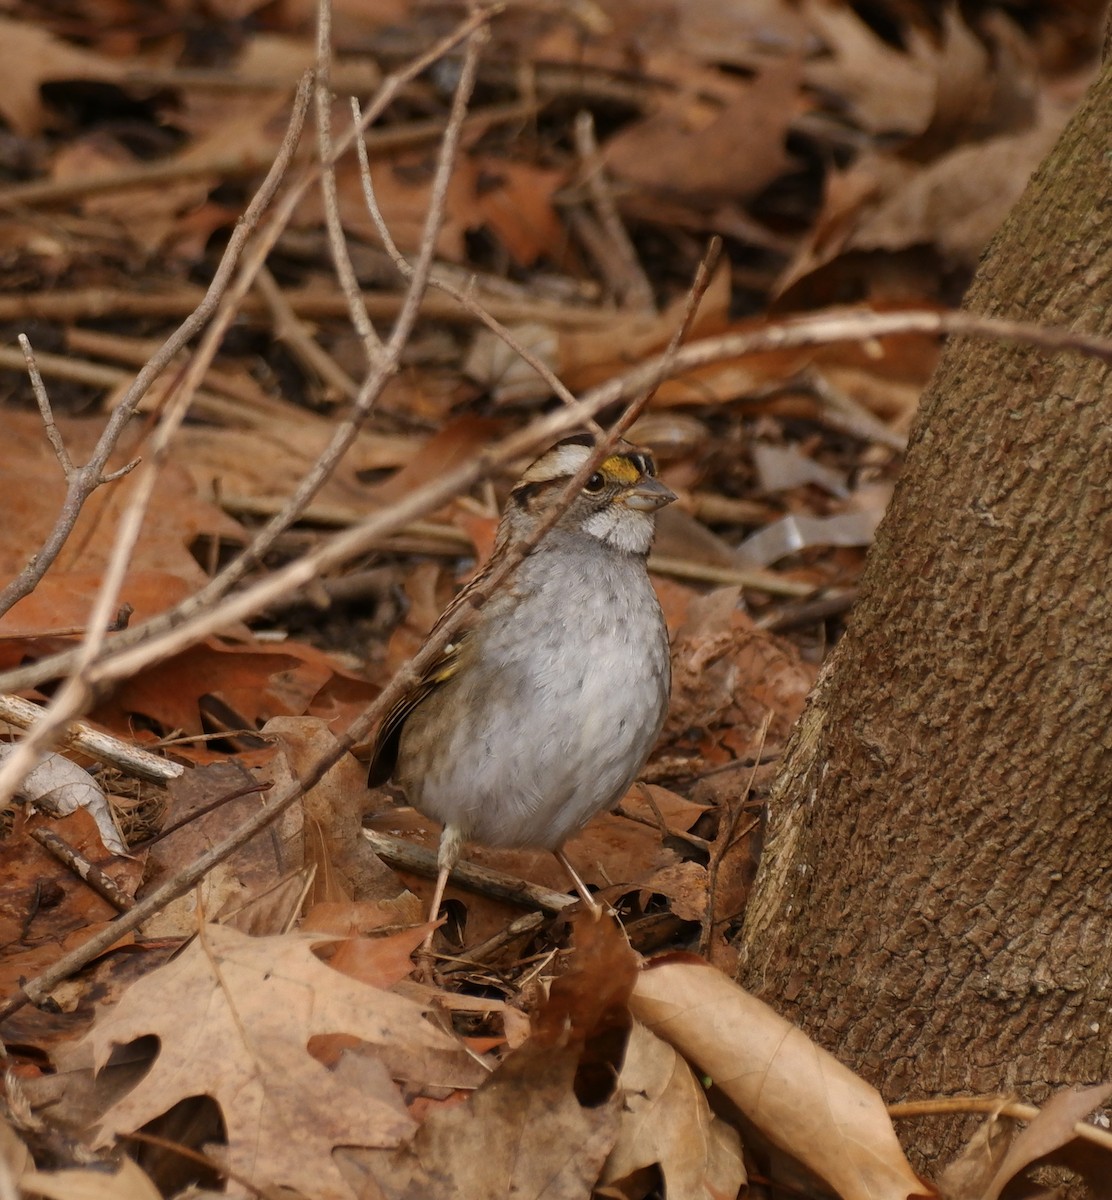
366,635,466,785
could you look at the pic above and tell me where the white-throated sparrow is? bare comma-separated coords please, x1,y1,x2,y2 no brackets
368,434,674,929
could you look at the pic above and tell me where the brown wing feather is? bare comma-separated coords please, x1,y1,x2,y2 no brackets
367,502,514,786
366,625,468,786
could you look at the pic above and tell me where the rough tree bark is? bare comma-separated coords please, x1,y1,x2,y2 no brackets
737,58,1112,1170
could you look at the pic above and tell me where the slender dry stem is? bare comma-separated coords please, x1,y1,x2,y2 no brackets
0,75,314,622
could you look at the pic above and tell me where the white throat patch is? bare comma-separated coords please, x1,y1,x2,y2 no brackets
583,505,654,554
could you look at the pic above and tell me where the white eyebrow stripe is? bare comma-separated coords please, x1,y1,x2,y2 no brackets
519,443,593,482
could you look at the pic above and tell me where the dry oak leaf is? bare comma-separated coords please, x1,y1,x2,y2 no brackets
600,1019,746,1200
343,1036,621,1200
632,957,936,1200
81,925,463,1200
942,1081,1112,1200
346,912,635,1200
20,1156,160,1200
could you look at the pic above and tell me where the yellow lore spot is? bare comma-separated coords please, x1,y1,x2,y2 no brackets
599,455,641,485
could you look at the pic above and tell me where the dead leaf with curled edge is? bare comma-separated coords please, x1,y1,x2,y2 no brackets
940,1082,1112,1200
631,956,936,1200
19,1157,161,1200
1,744,125,855
601,1019,746,1200
345,913,636,1200
79,925,471,1200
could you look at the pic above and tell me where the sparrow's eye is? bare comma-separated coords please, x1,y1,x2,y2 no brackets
583,472,605,494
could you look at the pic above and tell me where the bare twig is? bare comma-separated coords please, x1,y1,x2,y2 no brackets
0,694,181,783
362,829,575,914
253,266,359,400
888,1095,1112,1155
28,829,134,912
647,554,813,597
573,110,655,311
0,284,606,327
351,95,603,436
0,74,314,622
0,343,254,421
19,335,73,477
314,0,383,364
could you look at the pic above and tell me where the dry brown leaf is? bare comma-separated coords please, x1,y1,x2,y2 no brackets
800,2,938,137
979,1083,1112,1200
53,135,211,256
601,1019,746,1200
265,715,403,905
472,158,569,267
138,760,294,940
2,745,125,854
301,895,427,938
21,1156,161,1200
0,16,122,135
779,99,1066,300
345,913,636,1199
81,924,465,1199
96,636,375,742
0,412,243,587
0,572,195,640
604,61,798,204
850,116,1067,268
343,1037,620,1200
369,416,503,505
664,586,815,760
632,956,934,1200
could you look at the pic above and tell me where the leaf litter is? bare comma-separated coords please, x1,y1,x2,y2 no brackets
0,0,1109,1197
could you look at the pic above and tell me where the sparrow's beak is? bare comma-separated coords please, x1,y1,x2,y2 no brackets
623,478,676,512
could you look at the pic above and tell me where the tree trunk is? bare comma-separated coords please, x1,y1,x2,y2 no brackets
738,59,1112,1170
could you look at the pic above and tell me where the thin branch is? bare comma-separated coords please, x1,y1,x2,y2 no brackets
253,265,360,400
0,73,315,622
363,829,575,914
19,335,72,477
0,283,605,327
382,23,489,358
3,304,1111,703
573,110,655,311
351,96,603,436
28,829,134,912
888,1095,1112,1155
314,0,383,363
0,693,182,783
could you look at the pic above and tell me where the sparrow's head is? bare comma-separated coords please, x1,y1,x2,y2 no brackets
506,434,675,555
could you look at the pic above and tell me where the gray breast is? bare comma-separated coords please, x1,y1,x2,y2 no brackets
399,538,670,851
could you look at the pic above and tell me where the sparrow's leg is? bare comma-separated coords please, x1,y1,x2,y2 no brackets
555,849,601,916
423,822,464,953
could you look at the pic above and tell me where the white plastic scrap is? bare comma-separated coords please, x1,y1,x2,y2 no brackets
751,442,849,498
735,510,883,568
